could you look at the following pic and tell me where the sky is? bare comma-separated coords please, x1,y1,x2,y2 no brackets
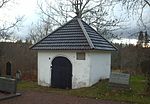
0,0,37,23
0,0,149,44
0,0,43,38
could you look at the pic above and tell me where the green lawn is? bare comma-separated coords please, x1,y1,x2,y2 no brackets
17,75,150,104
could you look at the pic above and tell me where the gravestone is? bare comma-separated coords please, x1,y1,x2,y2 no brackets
0,77,16,93
109,72,130,88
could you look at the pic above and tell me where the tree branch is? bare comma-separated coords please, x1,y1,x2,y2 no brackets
144,0,150,7
0,17,23,31
0,0,10,8
38,3,63,26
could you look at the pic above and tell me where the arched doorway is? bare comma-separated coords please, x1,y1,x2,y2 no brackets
51,56,72,89
6,62,12,76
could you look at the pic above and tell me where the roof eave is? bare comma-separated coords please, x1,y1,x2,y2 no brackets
31,47,116,51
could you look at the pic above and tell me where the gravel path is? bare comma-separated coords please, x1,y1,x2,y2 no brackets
0,91,128,104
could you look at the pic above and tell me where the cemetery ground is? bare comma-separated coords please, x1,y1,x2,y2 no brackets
0,75,150,104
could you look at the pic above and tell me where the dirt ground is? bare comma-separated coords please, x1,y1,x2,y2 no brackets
0,91,128,104
0,92,10,97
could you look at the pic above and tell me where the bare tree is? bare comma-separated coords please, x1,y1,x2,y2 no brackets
0,0,10,8
0,0,23,40
119,0,150,11
27,20,53,43
0,17,23,40
118,0,150,28
30,0,122,41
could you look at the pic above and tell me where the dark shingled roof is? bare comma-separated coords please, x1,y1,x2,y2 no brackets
31,17,116,51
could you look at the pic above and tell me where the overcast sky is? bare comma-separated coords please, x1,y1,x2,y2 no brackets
0,0,44,38
0,0,38,23
0,0,149,43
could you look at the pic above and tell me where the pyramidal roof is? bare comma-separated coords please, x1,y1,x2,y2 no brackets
31,17,116,51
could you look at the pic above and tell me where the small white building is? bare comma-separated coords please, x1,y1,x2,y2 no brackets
31,17,116,89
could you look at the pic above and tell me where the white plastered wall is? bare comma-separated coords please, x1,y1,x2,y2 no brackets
87,51,111,86
37,50,91,89
37,50,111,89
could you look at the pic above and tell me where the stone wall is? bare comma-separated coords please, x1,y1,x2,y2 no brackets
0,42,37,81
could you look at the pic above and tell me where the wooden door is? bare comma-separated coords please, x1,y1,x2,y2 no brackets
51,56,72,89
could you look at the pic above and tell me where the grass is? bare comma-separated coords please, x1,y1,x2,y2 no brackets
17,75,150,104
